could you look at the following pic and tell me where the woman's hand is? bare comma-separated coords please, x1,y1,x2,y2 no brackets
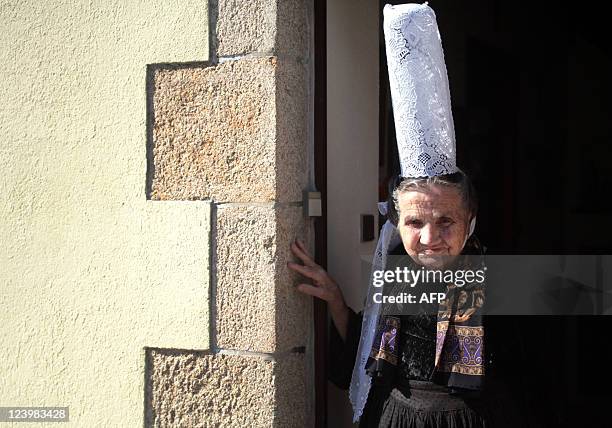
288,238,350,340
288,239,346,314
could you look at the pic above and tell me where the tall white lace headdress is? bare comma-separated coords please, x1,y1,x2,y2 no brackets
386,2,457,178
348,3,460,422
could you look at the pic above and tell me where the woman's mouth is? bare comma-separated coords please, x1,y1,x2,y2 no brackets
419,247,447,255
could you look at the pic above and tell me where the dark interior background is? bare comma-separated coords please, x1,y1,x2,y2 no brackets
378,1,612,426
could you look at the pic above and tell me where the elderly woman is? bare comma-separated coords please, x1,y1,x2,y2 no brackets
288,3,532,426
289,171,526,427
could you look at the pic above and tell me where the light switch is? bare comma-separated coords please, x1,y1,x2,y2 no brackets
303,191,322,217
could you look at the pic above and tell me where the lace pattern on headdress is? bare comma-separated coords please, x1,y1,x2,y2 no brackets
383,3,458,178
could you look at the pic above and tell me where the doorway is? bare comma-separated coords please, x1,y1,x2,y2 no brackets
320,0,612,426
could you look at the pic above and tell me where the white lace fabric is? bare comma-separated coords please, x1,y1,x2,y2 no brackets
383,3,458,178
348,202,401,422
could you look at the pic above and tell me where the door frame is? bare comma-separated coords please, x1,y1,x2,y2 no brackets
313,0,328,426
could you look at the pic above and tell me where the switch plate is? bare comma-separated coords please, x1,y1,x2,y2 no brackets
303,191,322,217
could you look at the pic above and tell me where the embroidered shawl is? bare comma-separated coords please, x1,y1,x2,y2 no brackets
366,235,486,391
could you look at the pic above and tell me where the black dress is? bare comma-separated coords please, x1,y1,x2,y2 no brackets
328,246,531,427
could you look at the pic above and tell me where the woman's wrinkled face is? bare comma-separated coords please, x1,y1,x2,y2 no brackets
397,184,470,268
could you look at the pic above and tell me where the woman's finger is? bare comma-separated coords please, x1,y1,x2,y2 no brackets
291,239,313,262
295,283,328,301
290,240,317,267
287,262,316,279
295,239,310,257
296,239,316,264
288,262,329,286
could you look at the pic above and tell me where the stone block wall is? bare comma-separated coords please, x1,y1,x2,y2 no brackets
146,350,306,427
145,1,312,426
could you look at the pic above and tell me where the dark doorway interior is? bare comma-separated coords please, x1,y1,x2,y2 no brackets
379,1,612,426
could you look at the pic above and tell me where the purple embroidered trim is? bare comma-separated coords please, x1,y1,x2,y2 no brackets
435,323,485,376
370,316,400,365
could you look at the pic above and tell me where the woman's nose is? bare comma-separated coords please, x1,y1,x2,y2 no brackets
419,224,440,246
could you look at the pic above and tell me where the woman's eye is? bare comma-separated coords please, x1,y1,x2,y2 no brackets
438,218,454,227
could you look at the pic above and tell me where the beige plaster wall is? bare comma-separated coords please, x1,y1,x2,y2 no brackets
326,0,380,426
0,1,211,426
